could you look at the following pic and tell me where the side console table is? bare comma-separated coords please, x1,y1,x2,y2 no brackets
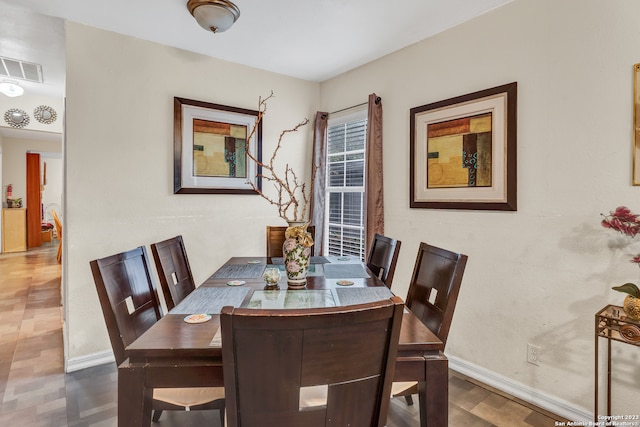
594,305,640,419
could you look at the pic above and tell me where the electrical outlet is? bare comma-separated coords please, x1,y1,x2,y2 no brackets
527,343,541,366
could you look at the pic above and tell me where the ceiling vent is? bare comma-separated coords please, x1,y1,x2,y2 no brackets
0,57,43,83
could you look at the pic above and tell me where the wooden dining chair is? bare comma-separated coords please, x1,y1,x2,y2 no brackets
51,210,62,263
391,242,468,405
366,233,401,288
266,225,316,258
90,246,225,424
221,296,404,427
150,235,196,312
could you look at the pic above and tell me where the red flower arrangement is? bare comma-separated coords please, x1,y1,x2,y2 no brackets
601,206,640,239
601,206,640,298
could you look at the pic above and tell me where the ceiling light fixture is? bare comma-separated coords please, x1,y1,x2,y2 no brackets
0,80,24,97
187,0,240,33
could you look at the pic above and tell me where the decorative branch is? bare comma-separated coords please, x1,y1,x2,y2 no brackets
245,92,314,223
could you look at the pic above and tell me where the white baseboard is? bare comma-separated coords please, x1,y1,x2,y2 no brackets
65,350,114,373
448,355,592,422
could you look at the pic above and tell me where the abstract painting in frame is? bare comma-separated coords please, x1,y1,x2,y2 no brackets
174,97,261,194
633,64,640,185
410,82,517,211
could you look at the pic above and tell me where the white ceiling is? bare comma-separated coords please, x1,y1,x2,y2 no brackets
0,0,512,101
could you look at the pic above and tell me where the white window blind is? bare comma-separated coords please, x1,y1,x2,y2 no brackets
325,108,367,260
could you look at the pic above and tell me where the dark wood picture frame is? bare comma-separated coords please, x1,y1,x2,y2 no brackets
174,97,262,194
410,82,517,211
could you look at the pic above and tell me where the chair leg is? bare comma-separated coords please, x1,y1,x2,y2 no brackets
152,409,162,422
219,406,225,426
404,394,414,406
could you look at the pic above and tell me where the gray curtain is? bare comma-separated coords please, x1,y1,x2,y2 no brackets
310,111,328,255
365,93,383,255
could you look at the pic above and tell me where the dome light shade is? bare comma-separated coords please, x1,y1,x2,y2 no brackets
187,0,240,33
0,80,24,97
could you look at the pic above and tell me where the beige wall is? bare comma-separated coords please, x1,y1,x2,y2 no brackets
320,0,639,418
64,23,320,363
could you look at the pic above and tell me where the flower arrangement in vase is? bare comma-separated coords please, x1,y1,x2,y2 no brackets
245,92,316,288
601,206,640,320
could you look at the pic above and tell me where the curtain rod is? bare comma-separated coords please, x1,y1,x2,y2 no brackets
329,96,381,115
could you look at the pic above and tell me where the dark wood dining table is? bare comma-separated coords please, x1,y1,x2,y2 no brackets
120,256,448,427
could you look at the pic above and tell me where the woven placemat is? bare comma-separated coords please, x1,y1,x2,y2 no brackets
323,263,370,279
171,287,250,314
335,287,394,306
211,263,265,279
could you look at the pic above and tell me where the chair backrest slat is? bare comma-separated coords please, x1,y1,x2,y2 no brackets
150,235,196,312
405,242,468,347
221,296,404,427
90,246,162,365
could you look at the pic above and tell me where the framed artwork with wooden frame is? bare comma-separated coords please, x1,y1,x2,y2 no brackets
174,97,262,194
633,64,640,185
410,82,517,211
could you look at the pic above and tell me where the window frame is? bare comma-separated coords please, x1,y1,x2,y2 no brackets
324,107,368,259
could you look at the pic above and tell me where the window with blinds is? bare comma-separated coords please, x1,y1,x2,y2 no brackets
325,109,367,260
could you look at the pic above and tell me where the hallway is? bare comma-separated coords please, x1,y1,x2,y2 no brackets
0,243,66,425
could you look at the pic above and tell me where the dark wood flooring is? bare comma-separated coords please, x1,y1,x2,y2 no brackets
0,243,568,426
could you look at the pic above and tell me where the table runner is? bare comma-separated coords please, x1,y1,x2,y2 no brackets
271,256,330,265
246,289,336,309
269,263,324,277
210,263,265,279
207,288,394,346
170,287,250,314
335,287,394,306
323,263,370,279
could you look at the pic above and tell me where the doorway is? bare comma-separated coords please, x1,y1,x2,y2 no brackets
26,152,41,248
24,151,63,249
